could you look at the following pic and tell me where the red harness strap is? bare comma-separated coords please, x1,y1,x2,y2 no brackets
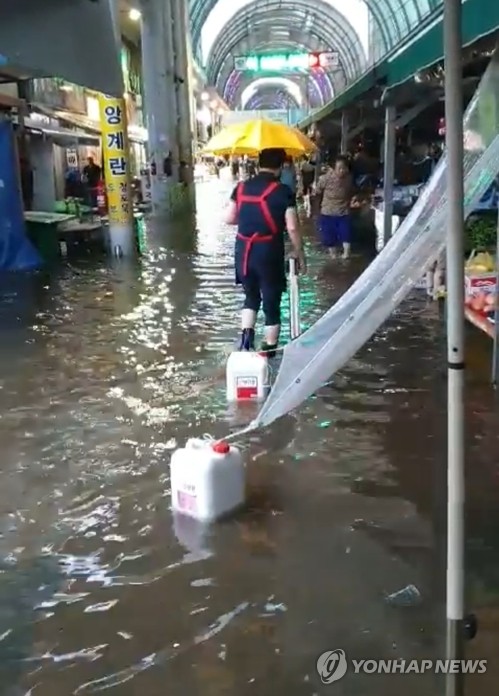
236,180,280,277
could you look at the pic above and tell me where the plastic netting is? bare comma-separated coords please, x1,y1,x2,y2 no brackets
250,51,499,430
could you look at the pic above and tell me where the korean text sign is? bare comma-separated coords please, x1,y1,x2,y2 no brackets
99,96,132,225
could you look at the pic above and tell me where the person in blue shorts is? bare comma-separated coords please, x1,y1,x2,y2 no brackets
224,148,306,355
316,155,354,259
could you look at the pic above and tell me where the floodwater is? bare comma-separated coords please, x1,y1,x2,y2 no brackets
1,178,499,696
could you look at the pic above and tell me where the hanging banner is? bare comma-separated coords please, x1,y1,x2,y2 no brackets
98,95,133,225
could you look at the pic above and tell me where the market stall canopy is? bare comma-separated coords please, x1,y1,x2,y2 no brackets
0,0,123,97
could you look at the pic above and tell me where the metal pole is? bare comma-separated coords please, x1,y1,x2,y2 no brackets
340,111,349,153
492,203,499,382
382,105,396,249
289,258,301,339
443,0,465,693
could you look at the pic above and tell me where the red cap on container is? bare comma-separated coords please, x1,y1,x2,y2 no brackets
212,440,230,454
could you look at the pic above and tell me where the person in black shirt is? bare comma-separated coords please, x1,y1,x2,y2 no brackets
224,147,306,354
82,157,101,206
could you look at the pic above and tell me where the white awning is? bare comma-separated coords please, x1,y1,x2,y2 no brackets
25,117,100,147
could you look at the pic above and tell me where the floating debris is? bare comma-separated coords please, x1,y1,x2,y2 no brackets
385,584,422,607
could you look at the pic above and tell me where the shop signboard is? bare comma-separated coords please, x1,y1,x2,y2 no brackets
98,95,133,226
234,52,338,72
66,148,78,168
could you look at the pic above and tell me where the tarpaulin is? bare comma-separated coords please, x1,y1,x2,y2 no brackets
0,121,41,270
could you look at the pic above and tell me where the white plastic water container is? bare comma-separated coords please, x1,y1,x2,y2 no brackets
226,350,268,401
170,439,245,522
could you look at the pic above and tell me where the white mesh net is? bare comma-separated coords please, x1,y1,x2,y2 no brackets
250,51,499,431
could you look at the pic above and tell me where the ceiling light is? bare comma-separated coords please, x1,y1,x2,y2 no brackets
129,8,141,21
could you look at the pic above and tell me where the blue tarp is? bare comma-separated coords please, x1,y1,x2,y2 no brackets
474,178,499,211
0,121,41,270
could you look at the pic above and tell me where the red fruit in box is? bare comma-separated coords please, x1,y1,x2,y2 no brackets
471,294,485,312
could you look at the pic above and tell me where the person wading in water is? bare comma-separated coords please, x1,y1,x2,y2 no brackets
224,148,306,356
317,155,354,260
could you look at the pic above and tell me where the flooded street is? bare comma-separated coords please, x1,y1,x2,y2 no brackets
1,178,499,695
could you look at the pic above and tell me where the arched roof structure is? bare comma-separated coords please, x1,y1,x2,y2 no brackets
241,78,304,108
246,87,301,111
224,64,336,110
203,0,364,108
190,0,440,65
205,0,365,88
188,0,441,111
231,71,332,110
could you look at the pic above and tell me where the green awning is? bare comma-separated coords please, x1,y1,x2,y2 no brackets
387,0,499,89
298,66,385,129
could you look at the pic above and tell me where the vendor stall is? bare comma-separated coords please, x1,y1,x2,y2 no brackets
24,211,75,261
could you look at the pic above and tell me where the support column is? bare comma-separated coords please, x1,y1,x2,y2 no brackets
382,105,396,249
99,95,136,257
340,112,349,153
443,0,466,693
140,0,178,215
171,0,194,184
100,0,135,257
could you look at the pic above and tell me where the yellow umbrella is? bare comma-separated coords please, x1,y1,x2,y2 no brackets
201,122,251,156
292,127,319,153
202,119,316,157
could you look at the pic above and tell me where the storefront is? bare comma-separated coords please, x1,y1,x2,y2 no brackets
22,110,100,209
24,74,147,211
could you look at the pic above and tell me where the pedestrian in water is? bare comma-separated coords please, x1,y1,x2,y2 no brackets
280,156,297,206
224,148,306,356
300,156,316,217
317,155,354,259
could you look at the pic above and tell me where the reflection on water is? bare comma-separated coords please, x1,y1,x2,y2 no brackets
0,180,499,694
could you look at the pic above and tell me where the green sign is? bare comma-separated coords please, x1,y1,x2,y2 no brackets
234,52,339,72
235,53,311,72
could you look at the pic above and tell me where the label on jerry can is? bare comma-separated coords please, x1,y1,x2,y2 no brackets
177,485,197,513
236,376,258,399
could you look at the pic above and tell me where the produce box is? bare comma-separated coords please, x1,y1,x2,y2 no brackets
464,251,497,317
465,273,497,316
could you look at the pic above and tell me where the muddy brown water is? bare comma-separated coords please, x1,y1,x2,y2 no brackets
0,179,498,695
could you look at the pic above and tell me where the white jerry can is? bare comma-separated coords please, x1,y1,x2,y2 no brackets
226,350,269,401
170,439,245,522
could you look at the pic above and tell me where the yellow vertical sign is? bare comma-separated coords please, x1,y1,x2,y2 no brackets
99,95,133,225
